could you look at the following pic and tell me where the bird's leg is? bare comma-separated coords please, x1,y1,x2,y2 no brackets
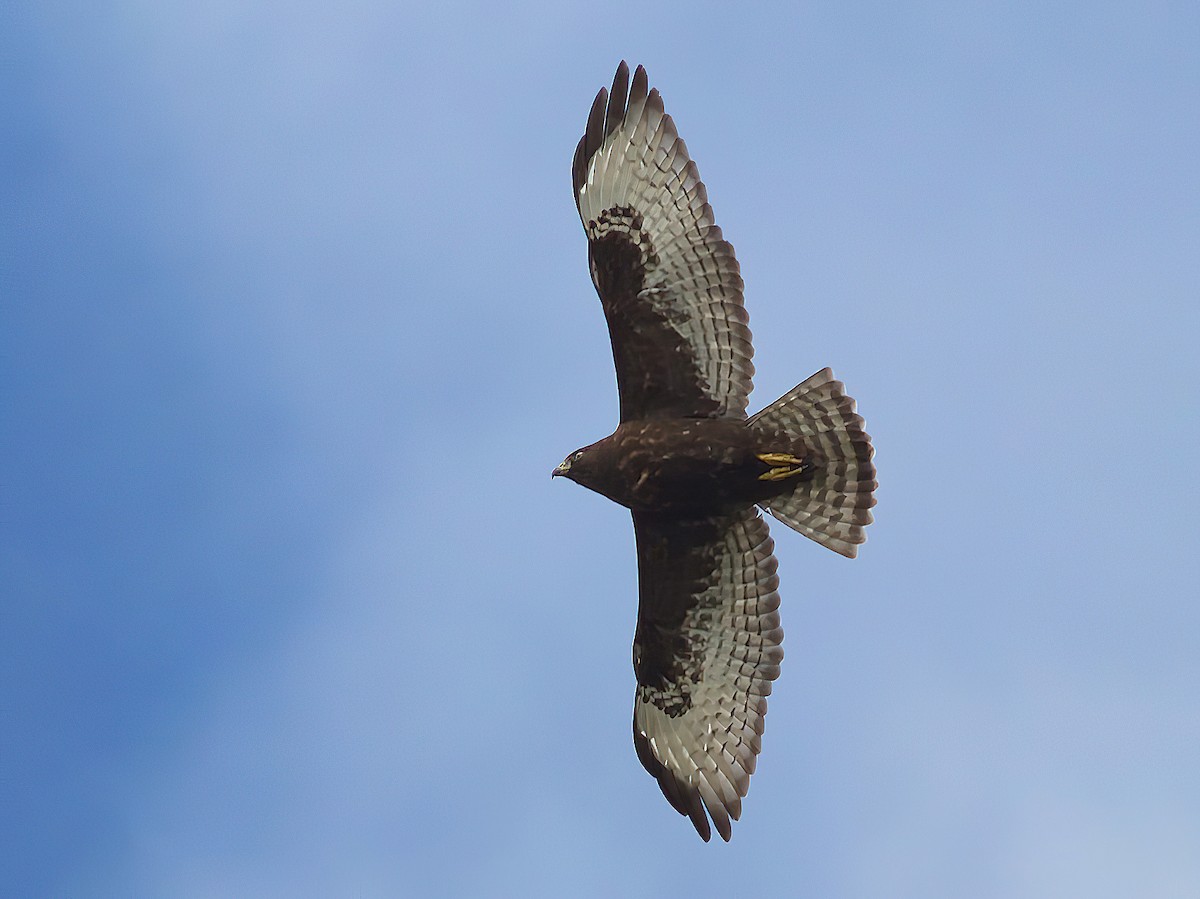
756,452,809,482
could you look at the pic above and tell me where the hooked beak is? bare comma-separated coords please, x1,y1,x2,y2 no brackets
551,461,569,478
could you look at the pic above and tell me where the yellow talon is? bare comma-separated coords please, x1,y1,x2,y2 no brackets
756,452,809,481
759,467,805,482
756,452,806,466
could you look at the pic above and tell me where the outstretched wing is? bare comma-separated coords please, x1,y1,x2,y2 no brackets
630,507,784,841
573,62,755,423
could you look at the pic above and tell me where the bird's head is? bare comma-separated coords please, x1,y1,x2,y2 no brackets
553,438,615,498
551,447,588,481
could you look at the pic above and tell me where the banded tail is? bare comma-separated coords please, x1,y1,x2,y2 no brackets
749,368,877,557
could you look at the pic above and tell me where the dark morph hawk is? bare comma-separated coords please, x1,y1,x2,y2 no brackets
553,62,877,842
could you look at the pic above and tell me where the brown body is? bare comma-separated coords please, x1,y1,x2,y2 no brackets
563,419,810,516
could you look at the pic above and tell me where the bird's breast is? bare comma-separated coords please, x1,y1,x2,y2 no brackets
598,420,761,514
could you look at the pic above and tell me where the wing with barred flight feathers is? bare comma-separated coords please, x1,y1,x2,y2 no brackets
573,62,755,422
630,507,784,842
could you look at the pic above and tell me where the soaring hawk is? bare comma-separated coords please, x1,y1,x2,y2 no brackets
553,62,877,842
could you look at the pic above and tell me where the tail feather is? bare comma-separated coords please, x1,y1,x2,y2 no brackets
749,368,876,558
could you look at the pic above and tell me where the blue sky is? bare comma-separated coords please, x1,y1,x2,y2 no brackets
4,2,1198,896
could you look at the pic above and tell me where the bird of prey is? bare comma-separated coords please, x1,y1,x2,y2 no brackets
553,62,877,842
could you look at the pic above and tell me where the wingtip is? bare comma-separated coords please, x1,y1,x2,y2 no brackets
631,64,649,104
708,805,733,842
689,806,713,842
606,62,631,139
584,86,608,160
589,86,608,119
